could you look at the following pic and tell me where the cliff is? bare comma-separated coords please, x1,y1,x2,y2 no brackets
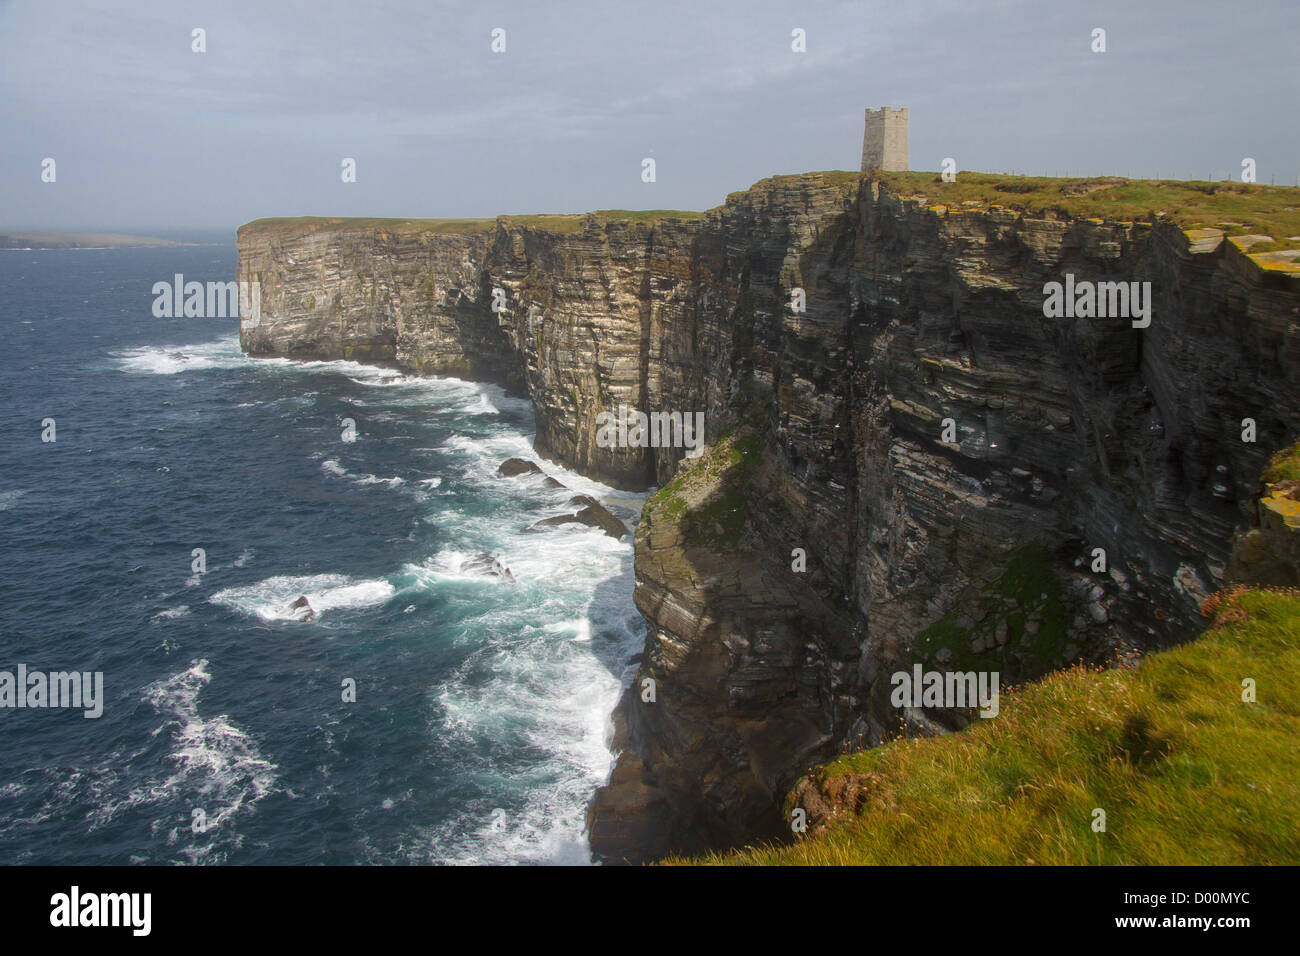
237,172,1300,863
677,444,1300,866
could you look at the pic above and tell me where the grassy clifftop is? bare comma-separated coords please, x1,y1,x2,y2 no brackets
745,170,1300,261
676,584,1300,865
238,171,1300,265
238,208,703,239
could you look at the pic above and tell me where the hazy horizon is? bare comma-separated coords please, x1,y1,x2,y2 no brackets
3,0,1297,233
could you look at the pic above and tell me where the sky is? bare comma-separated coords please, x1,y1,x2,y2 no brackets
1,0,1297,232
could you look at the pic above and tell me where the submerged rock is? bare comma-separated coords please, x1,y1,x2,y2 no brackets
462,552,515,581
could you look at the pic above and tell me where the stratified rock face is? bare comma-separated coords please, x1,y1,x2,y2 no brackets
238,174,1300,862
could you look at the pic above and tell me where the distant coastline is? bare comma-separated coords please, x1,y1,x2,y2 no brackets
0,231,197,250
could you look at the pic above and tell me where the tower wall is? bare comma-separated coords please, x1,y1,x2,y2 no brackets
861,107,908,172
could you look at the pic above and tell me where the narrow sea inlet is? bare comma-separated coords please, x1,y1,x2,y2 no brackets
0,243,643,864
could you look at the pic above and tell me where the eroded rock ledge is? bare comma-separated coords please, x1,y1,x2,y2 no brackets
238,173,1300,863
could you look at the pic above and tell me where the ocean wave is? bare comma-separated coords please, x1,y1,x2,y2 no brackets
346,371,532,417
320,458,407,489
111,337,247,375
416,607,637,864
208,573,396,621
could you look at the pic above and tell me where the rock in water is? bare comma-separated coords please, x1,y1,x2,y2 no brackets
462,552,515,581
530,501,626,540
497,458,542,478
284,595,315,621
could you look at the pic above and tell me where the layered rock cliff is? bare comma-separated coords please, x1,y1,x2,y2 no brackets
237,173,1300,863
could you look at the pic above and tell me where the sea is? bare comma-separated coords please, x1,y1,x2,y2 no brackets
0,241,644,865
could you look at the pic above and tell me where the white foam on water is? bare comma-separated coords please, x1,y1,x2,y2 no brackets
112,332,646,864
399,419,646,864
209,573,396,621
0,489,29,511
112,336,248,375
137,660,280,863
347,372,532,417
321,458,406,490
543,618,593,643
28,661,284,865
355,474,405,487
418,598,639,864
400,548,508,585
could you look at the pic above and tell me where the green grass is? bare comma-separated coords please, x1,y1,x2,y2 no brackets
870,171,1300,253
643,430,765,552
238,209,703,238
1262,443,1300,484
676,586,1300,865
729,170,1300,255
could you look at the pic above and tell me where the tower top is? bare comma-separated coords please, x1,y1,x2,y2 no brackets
861,107,908,172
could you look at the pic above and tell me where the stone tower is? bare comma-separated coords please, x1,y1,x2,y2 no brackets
860,107,908,172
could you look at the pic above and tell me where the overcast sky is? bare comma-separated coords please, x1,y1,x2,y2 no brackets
2,0,1297,233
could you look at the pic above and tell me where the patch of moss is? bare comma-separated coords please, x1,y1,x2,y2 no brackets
1262,443,1300,484
914,543,1071,673
643,430,766,552
680,432,764,551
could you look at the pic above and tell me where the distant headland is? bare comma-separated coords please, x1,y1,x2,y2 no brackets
0,232,196,250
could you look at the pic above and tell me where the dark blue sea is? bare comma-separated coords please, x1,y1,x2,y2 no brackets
0,243,643,864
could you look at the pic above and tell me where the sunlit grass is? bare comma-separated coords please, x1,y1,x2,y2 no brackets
674,588,1300,865
238,209,703,238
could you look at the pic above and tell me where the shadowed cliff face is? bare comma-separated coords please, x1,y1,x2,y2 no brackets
238,174,1300,863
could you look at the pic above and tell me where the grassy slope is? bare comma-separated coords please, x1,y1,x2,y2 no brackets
678,587,1300,865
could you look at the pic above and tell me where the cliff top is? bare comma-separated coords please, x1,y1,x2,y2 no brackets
869,170,1300,257
734,170,1300,262
238,171,1300,264
238,208,703,239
